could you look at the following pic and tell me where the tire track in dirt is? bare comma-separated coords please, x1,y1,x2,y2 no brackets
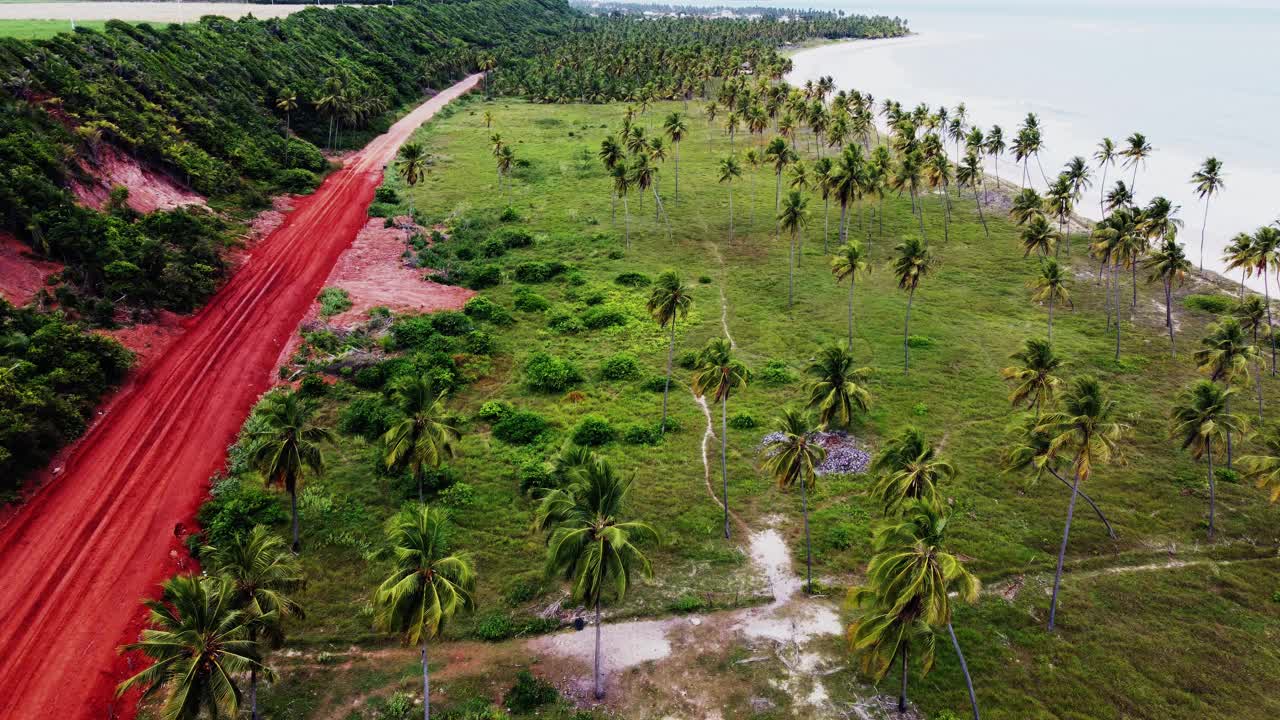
0,74,481,720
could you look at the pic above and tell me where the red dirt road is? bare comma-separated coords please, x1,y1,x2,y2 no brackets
0,74,480,720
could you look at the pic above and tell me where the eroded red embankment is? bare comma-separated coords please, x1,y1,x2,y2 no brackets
0,74,480,720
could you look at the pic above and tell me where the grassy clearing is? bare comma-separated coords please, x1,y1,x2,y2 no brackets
242,95,1280,719
0,19,108,38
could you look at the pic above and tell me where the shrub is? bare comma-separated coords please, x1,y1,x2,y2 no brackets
504,671,558,714
513,288,550,312
196,478,288,549
548,313,585,334
389,463,459,500
473,612,559,642
668,594,707,613
607,248,625,260
438,481,475,507
907,335,935,348
1184,294,1234,314
676,350,699,369
698,275,713,284
317,287,352,317
524,352,582,392
338,396,398,440
465,263,502,290
374,186,399,204
581,305,627,329
499,206,521,222
513,261,565,283
518,461,555,495
580,288,607,305
298,374,327,397
503,575,543,606
465,329,496,355
431,311,474,336
572,415,615,446
826,523,859,550
728,413,757,429
464,296,513,325
377,692,415,720
390,315,438,350
353,365,385,390
494,227,534,248
641,375,670,392
623,423,663,445
480,238,507,258
493,410,550,444
599,352,640,380
276,168,318,193
1215,467,1242,485
614,271,651,287
757,360,796,387
477,400,513,421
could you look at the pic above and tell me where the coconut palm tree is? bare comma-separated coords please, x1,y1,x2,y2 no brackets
663,112,688,199
761,409,827,593
814,156,834,252
1020,215,1058,259
1145,238,1193,356
870,430,954,516
691,338,750,539
117,575,268,720
765,137,795,245
396,142,431,227
1093,138,1117,216
1191,157,1225,271
745,148,762,229
1009,188,1045,227
1001,339,1064,418
1233,297,1270,420
861,501,983,720
250,392,333,554
1240,424,1280,504
806,346,872,429
704,100,719,151
496,145,516,199
1195,317,1260,469
985,125,1006,186
1004,414,1115,538
832,144,865,246
1121,132,1153,196
1038,376,1128,630
374,505,476,720
893,237,934,374
611,162,632,250
535,458,656,699
831,240,869,349
482,110,493,129
1029,259,1071,343
1170,380,1247,541
956,151,989,239
647,271,693,434
892,151,929,246
629,152,671,242
1223,232,1255,300
382,376,460,503
599,136,625,225
203,527,304,720
846,573,937,716
276,91,297,167
1251,225,1280,375
779,190,809,310
718,154,742,242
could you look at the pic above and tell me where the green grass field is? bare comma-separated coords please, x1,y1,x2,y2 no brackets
238,95,1280,719
0,18,107,38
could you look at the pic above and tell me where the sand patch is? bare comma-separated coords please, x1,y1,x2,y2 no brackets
0,233,62,306
70,143,205,214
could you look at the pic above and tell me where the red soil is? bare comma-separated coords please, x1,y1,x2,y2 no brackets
70,142,206,214
0,232,62,306
99,310,186,368
0,74,481,720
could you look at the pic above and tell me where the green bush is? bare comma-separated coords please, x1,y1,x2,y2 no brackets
623,423,663,445
493,410,550,444
480,238,507,258
548,313,586,334
513,288,550,312
907,335,935,348
641,375,671,392
473,612,560,641
1184,294,1235,314
276,168,318,194
825,523,859,550
298,374,328,397
572,415,615,446
493,227,534,248
353,365,386,390
464,296,513,325
668,594,707,613
477,400,513,421
504,671,559,714
757,360,796,387
317,287,353,317
728,413,757,429
524,352,583,392
465,263,503,290
374,187,400,204
465,329,496,355
499,206,522,223
196,478,288,549
338,396,398,440
599,352,641,380
518,460,555,495
513,260,565,283
431,311,474,336
614,271,651,287
676,350,699,369
390,315,439,350
581,305,627,329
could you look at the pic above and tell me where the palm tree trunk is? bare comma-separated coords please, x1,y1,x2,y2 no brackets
774,173,782,243
592,598,605,699
898,642,910,713
728,183,734,242
250,627,260,720
974,188,989,239
1200,201,1209,271
283,113,291,168
788,232,795,310
1098,164,1108,217
1048,294,1054,344
661,319,675,432
1164,278,1176,357
801,476,812,594
1114,262,1123,362
1267,269,1277,376
947,622,980,720
1225,395,1233,470
1207,449,1216,542
879,197,885,242
622,195,630,251
422,634,431,720
1048,468,1083,630
674,142,680,200
721,395,730,539
1131,262,1138,309
290,489,300,553
847,278,855,350
904,286,915,374
1047,468,1115,538
839,201,848,245
416,466,424,504
823,197,830,253
653,185,672,243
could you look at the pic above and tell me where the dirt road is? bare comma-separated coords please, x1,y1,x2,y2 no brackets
0,74,480,720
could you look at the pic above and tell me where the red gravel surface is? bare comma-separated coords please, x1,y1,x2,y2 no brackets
0,74,480,720
0,232,62,306
70,142,206,214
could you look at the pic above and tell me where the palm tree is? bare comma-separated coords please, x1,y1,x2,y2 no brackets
806,346,872,429
1005,414,1116,538
599,137,625,225
861,502,983,720
814,156,834,252
482,110,493,129
761,408,827,593
629,152,671,242
779,190,809,309
1191,157,1225,271
1001,339,1063,418
250,392,333,553
117,575,267,720
846,574,937,716
1038,376,1128,630
1009,188,1045,227
535,458,656,699
383,375,460,503
831,240,869,349
985,125,1006,186
611,162,632,250
1093,138,1117,217
870,429,954,516
1195,317,1259,469
374,505,477,720
745,148,762,229
893,237,934,374
691,338,750,539
891,151,929,246
704,100,719,151
1223,232,1255,300
1028,259,1071,343
204,527,304,720
765,137,794,245
956,151,989,239
1240,424,1280,504
496,145,516,199
1144,238,1192,356
276,90,297,167
832,144,864,246
1020,215,1058,258
396,142,431,227
1121,132,1153,195
647,271,693,434
1170,381,1247,541
1251,225,1280,375
663,112,688,200
1233,296,1270,420
718,155,742,241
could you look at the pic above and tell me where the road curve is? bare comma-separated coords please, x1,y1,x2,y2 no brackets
0,73,481,720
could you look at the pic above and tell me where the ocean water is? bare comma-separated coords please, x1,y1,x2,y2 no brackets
782,2,1280,290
